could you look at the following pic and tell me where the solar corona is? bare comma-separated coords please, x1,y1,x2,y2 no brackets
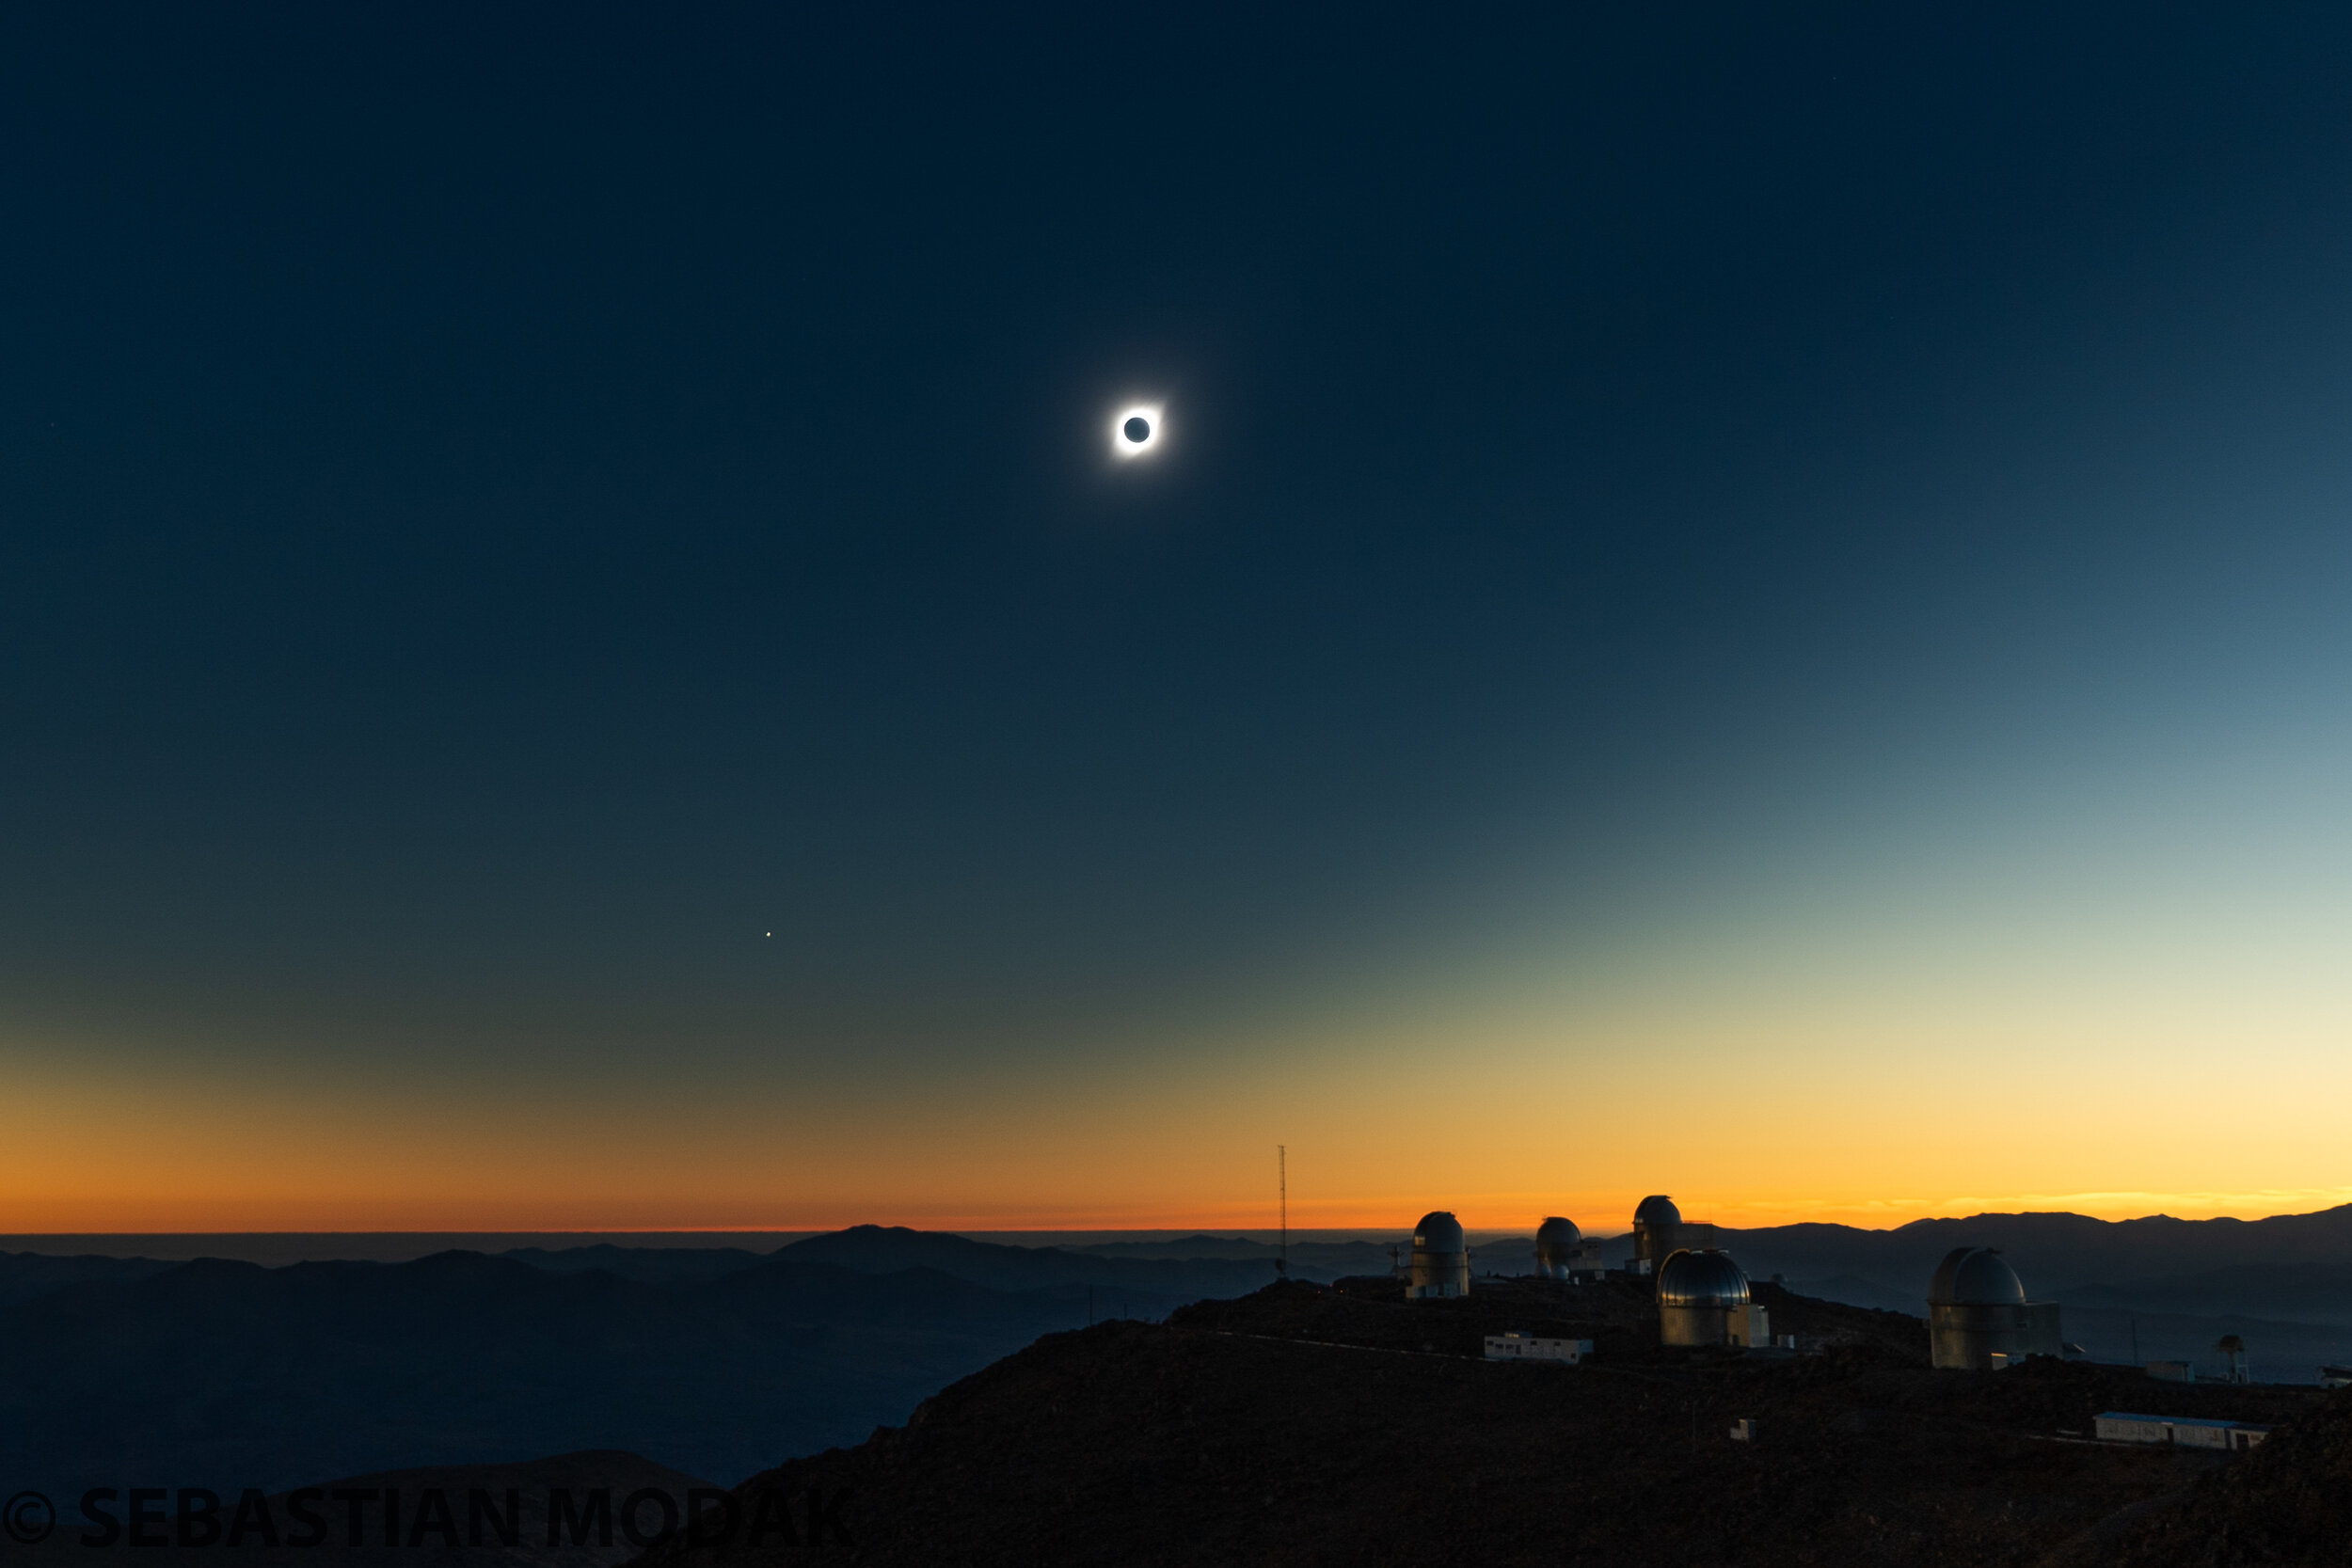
1110,403,1163,458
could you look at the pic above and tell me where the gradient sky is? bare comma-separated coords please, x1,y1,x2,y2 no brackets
7,5,2352,1232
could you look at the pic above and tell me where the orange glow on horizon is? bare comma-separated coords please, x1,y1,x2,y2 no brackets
8,1188,2352,1237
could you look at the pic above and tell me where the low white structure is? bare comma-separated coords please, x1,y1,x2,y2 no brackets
2095,1412,2271,1450
1484,1332,1593,1365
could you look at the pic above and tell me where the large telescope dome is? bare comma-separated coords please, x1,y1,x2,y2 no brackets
1630,1195,1683,1273
1657,1248,1751,1309
1534,1215,1581,1248
1925,1247,2059,1370
1414,1212,1466,1252
1533,1215,1581,1279
1407,1211,1470,1300
1929,1247,2027,1307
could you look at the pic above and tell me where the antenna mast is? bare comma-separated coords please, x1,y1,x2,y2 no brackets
1278,1145,1288,1277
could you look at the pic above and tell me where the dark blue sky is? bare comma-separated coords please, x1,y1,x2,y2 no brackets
8,6,2352,1227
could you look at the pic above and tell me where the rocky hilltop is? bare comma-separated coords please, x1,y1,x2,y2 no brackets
638,1275,2332,1566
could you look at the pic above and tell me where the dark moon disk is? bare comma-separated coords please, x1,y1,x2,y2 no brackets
1123,416,1152,443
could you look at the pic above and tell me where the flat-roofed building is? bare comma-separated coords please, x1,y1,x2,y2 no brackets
1483,1332,1593,1364
2095,1412,2271,1451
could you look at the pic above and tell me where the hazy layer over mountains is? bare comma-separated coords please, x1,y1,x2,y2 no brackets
0,1227,1295,1494
6,1208,2350,1497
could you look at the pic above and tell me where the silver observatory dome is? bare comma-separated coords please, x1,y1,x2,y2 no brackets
1657,1247,1752,1308
1534,1215,1582,1279
1929,1247,2028,1307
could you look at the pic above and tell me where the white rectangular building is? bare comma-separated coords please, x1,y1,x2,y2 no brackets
2094,1412,2271,1450
1730,1304,1772,1348
1484,1332,1594,1365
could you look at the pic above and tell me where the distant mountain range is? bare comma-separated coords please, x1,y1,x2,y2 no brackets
1696,1205,2352,1302
0,1249,177,1307
773,1226,1298,1295
0,1227,1305,1495
0,1248,1113,1494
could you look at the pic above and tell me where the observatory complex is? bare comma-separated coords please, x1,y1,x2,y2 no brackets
1926,1247,2063,1370
1393,1202,2070,1371
1407,1211,1470,1299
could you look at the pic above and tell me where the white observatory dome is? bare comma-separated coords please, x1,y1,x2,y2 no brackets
1633,1195,1682,1227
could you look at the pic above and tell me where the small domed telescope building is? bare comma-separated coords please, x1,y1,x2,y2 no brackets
1631,1195,1681,1275
1927,1247,2062,1370
1533,1216,1582,1279
1658,1248,1771,1347
1407,1211,1470,1299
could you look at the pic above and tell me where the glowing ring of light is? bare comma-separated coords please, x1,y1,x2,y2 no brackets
1110,404,1164,459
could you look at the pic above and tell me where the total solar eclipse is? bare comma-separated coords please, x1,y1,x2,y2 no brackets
1110,403,1164,459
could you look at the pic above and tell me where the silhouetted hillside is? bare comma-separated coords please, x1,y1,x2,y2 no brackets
500,1246,772,1287
0,1249,175,1307
2074,1387,2352,1565
634,1277,2320,1567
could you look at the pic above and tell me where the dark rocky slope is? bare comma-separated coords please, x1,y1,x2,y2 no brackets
638,1276,2319,1567
2075,1385,2352,1566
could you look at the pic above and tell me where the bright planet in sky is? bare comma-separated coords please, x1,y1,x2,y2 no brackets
1110,403,1163,458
